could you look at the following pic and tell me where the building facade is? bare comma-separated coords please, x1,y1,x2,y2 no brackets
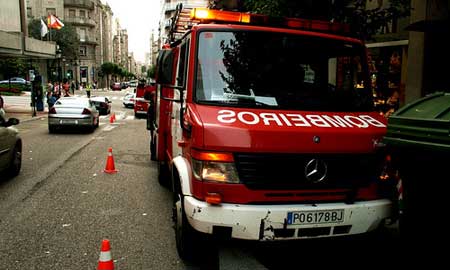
1,0,56,82
63,0,114,87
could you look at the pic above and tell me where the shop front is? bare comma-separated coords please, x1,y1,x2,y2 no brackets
366,40,408,117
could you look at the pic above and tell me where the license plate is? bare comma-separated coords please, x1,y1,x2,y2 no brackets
60,119,77,124
287,210,344,225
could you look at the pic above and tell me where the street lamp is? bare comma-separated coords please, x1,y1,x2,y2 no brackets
73,58,79,94
56,48,62,96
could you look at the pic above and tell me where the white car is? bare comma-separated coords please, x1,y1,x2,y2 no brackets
123,92,135,108
48,97,100,133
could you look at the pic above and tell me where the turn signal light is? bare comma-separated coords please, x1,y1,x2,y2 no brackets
205,192,222,205
49,107,56,114
191,149,234,162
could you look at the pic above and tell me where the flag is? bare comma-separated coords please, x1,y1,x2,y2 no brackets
40,18,48,37
47,14,64,30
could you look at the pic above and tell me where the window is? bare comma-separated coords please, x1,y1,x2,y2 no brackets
69,9,76,17
27,7,32,18
177,39,189,87
195,31,373,112
79,46,87,56
79,10,86,18
79,28,86,42
46,8,56,16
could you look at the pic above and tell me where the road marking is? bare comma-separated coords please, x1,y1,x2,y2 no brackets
102,125,116,131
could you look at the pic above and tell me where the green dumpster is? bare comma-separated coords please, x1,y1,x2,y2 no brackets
384,92,450,239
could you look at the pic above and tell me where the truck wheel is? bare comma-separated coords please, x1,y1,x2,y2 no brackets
150,137,156,161
157,161,170,186
7,143,22,177
173,193,200,261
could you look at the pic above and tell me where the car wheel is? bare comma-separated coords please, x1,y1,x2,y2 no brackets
7,142,22,177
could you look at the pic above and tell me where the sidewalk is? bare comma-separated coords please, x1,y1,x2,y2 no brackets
3,104,48,123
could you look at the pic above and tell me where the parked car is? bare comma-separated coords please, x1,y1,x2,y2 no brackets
123,92,135,108
129,80,138,88
0,110,22,178
0,77,31,91
0,77,31,86
90,96,112,115
48,97,99,133
111,82,121,91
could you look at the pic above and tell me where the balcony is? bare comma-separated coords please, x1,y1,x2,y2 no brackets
80,33,98,45
65,16,96,27
64,0,94,10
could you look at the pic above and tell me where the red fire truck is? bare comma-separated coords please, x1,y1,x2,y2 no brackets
148,5,397,260
134,80,155,117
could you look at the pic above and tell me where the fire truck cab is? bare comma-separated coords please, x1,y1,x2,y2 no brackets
149,5,396,260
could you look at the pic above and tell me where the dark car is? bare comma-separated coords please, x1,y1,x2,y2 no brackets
0,110,22,178
90,96,112,115
111,82,121,91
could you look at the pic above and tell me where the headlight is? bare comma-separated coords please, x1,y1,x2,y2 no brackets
192,159,240,183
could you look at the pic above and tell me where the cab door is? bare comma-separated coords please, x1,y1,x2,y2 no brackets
171,37,190,159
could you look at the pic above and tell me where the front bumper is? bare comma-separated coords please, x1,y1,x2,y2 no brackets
184,196,392,240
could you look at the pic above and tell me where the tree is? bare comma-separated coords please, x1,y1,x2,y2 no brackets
0,58,27,79
101,62,115,86
147,65,156,79
28,19,80,59
211,0,410,40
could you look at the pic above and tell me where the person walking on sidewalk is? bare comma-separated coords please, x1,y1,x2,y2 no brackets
86,83,92,98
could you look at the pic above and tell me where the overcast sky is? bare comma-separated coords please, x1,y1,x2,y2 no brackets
102,0,161,63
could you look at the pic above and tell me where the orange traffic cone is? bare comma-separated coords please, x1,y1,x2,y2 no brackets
104,147,118,174
97,239,114,270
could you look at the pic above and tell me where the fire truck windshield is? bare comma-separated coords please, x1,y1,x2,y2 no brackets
195,31,373,112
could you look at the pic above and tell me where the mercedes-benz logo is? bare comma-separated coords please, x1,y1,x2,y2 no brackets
304,159,328,183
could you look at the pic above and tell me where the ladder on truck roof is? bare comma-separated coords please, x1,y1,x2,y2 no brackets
168,3,200,43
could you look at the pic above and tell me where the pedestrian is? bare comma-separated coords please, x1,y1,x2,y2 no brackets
70,81,75,95
86,83,92,98
63,79,70,97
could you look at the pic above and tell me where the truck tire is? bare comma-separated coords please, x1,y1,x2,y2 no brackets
150,137,156,161
173,193,201,261
157,161,169,186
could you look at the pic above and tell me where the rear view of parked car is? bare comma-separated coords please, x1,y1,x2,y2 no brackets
90,96,111,115
111,82,121,91
48,97,99,133
0,111,22,178
123,92,135,108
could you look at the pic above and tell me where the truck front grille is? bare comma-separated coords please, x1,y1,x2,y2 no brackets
234,153,378,190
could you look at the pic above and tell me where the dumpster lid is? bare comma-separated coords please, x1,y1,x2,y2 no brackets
384,92,450,152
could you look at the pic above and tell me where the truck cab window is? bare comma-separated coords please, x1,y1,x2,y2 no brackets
195,31,373,112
